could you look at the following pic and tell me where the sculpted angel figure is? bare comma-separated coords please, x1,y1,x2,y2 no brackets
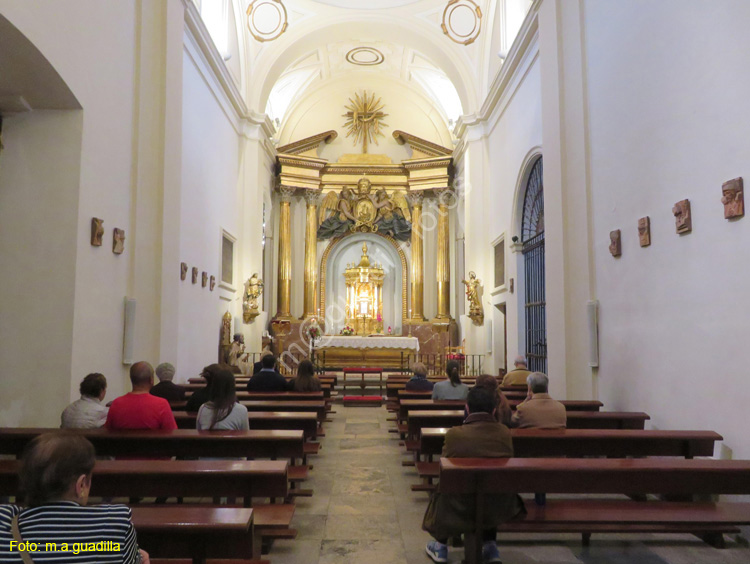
317,187,357,240
374,188,412,241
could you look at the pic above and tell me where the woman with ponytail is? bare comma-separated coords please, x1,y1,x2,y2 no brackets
432,360,469,400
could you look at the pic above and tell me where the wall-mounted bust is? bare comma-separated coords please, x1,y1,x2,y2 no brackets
638,216,651,247
180,262,188,281
202,271,208,288
609,230,622,257
672,199,692,234
192,267,198,284
721,177,744,219
91,218,104,246
210,275,216,291
113,228,126,254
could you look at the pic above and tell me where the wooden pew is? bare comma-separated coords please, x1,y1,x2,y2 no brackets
133,506,261,563
172,411,319,439
240,401,327,422
439,457,750,563
404,410,650,440
0,459,289,506
413,429,723,490
0,428,305,463
185,391,325,402
398,399,603,424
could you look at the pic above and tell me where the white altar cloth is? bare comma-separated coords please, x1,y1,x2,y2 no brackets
317,335,419,352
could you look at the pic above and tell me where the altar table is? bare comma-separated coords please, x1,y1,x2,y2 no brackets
316,335,419,370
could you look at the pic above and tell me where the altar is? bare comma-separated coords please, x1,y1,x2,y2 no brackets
316,335,420,370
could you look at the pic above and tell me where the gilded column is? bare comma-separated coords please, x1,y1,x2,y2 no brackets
302,189,321,319
276,186,296,319
408,191,426,320
433,188,452,321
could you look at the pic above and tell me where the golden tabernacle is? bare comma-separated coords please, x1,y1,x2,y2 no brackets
344,243,384,335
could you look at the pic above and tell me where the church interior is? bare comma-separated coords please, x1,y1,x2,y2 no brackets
1,0,750,563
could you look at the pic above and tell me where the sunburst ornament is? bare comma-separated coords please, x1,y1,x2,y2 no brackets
342,91,388,154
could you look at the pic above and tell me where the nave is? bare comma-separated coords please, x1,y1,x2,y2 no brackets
271,405,750,564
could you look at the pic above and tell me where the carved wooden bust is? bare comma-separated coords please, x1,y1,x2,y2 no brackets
721,177,744,219
210,275,216,291
202,271,208,288
638,217,651,247
113,228,126,254
192,267,198,284
609,230,621,257
180,262,188,280
672,199,692,234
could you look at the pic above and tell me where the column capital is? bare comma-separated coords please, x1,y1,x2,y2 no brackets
303,188,323,206
279,186,296,202
406,191,425,207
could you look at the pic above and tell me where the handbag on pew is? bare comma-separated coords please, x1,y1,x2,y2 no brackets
11,514,37,564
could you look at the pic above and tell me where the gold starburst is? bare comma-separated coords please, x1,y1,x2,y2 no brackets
342,91,388,154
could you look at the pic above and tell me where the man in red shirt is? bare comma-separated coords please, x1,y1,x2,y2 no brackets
106,361,177,430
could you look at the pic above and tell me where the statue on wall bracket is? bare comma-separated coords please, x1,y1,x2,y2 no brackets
317,177,412,241
462,271,484,326
243,273,264,323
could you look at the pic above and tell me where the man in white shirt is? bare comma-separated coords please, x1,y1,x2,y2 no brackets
61,373,109,428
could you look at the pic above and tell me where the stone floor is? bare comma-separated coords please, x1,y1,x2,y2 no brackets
270,405,750,564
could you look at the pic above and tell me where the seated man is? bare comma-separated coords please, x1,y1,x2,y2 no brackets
423,387,523,563
405,362,433,391
501,355,531,386
246,354,288,392
106,361,177,430
511,372,567,429
150,362,186,402
61,373,109,429
252,349,273,376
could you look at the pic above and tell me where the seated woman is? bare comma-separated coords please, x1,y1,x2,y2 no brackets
0,433,148,563
196,368,249,431
288,360,321,392
473,374,513,428
432,360,469,401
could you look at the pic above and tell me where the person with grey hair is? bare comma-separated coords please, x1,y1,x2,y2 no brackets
405,362,433,391
510,372,566,429
501,355,532,386
150,362,186,403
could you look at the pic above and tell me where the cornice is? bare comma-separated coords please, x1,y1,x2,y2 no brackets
277,154,328,170
403,156,453,171
392,130,453,157
277,130,338,155
321,164,405,176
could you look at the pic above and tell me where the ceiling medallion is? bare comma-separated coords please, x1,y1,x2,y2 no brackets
246,0,288,43
345,47,385,66
441,0,482,46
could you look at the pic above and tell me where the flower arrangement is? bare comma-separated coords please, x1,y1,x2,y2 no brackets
376,312,382,322
387,326,392,335
340,325,355,336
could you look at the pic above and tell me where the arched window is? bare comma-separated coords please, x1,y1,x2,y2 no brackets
521,157,546,374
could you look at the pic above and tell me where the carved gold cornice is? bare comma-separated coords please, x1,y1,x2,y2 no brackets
277,154,328,169
393,130,453,157
277,130,338,156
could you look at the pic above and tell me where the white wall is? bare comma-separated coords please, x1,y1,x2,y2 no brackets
582,0,750,458
0,111,82,426
178,43,242,379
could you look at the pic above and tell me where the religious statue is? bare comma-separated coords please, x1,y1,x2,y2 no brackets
192,267,198,284
672,199,692,234
243,273,264,322
210,275,216,291
226,333,248,374
638,217,651,247
91,218,104,247
462,271,484,326
342,91,388,153
219,311,232,363
201,271,208,288
721,177,744,219
318,178,412,241
609,230,622,257
180,262,188,280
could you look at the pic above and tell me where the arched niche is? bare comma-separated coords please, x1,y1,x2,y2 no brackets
320,232,408,335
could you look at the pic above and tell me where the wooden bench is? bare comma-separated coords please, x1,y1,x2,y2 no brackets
439,457,750,563
343,367,384,395
413,429,723,489
240,401,327,423
133,506,259,563
173,411,319,439
0,428,305,463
